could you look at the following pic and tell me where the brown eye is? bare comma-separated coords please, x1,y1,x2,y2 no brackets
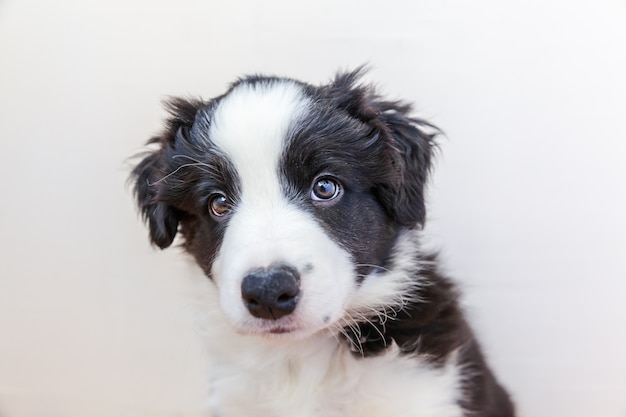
311,177,341,202
209,194,231,218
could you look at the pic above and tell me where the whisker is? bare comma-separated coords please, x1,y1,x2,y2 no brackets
354,263,391,273
334,318,364,355
172,154,213,168
351,311,387,344
147,163,211,186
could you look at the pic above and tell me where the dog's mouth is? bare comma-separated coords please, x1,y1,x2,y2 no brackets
240,317,322,339
260,319,302,335
267,326,294,334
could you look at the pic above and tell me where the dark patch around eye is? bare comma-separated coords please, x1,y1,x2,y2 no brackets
155,114,241,278
279,101,400,277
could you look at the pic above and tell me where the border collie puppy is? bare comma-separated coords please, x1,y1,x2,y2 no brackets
131,69,515,417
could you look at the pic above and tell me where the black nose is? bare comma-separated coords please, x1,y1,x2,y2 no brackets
241,265,300,320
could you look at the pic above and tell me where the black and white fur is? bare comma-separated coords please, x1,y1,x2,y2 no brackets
131,69,515,417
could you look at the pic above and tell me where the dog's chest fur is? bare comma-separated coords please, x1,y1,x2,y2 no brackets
203,290,463,417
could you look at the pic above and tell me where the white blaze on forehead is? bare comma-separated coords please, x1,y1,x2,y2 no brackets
207,81,310,204
206,81,356,335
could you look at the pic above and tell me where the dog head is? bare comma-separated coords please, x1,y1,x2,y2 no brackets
131,69,436,339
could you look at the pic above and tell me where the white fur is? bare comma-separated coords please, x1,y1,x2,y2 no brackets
205,324,463,417
201,235,463,417
206,81,356,338
197,81,464,416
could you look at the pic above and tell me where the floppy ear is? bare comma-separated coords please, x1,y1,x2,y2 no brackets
131,148,181,249
377,102,437,226
327,69,438,227
130,97,203,249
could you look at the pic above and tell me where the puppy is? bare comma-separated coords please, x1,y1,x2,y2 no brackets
131,69,515,417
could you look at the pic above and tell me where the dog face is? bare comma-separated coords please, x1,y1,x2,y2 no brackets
132,70,435,339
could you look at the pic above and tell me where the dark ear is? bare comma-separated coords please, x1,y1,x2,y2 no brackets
131,149,181,249
130,97,203,249
378,105,437,226
327,69,438,227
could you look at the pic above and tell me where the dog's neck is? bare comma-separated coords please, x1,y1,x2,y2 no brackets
338,229,468,362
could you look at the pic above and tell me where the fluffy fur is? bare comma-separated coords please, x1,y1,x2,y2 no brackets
130,69,515,416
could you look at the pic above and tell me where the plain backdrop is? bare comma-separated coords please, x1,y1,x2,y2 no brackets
1,0,625,416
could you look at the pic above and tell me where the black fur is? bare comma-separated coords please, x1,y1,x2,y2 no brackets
131,97,241,273
283,69,437,277
131,97,203,249
343,252,514,416
316,69,438,226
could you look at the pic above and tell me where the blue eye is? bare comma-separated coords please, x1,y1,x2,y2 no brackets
311,177,342,201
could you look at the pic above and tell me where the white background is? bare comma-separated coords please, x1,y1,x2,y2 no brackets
1,0,625,416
